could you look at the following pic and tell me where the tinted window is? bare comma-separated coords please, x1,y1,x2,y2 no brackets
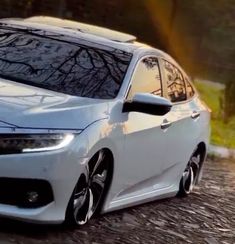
128,57,162,99
185,77,195,99
163,60,186,103
0,24,132,99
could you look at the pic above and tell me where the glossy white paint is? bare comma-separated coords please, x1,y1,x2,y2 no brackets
131,93,172,106
0,78,109,130
25,16,137,43
0,19,210,224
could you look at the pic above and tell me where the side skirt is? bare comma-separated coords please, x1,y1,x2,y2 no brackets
102,183,178,214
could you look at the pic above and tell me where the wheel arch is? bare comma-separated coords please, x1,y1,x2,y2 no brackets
196,142,207,166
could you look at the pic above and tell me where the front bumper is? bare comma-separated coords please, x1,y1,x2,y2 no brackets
0,148,89,224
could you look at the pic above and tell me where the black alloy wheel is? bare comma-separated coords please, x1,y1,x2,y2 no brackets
178,151,201,197
65,149,110,226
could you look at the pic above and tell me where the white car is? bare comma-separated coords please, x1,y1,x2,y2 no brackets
0,16,210,226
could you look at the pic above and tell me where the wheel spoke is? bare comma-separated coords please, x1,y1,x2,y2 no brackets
90,169,107,204
182,166,195,194
182,169,190,186
73,188,88,224
87,188,94,219
90,150,105,177
189,166,194,192
75,190,88,224
190,155,200,169
74,188,87,209
74,187,95,225
190,154,200,184
84,164,90,182
91,169,107,189
181,153,201,196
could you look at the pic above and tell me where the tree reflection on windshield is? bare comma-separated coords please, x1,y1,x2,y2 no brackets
0,23,132,99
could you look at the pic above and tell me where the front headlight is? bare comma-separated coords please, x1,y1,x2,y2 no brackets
0,134,75,154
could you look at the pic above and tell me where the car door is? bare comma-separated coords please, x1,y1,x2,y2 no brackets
119,56,169,199
160,59,201,185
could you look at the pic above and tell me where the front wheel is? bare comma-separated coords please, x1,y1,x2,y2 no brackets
65,150,111,226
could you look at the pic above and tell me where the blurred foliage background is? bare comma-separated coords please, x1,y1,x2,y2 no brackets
0,0,234,147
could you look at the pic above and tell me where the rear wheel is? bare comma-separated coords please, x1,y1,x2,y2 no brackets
178,150,201,197
65,149,111,226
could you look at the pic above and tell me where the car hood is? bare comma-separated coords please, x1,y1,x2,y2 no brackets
0,79,109,130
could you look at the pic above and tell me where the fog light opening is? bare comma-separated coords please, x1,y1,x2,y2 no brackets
26,191,39,203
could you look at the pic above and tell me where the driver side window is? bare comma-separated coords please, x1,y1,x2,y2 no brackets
127,57,162,100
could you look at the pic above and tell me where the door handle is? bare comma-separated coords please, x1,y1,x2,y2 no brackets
191,111,200,119
161,119,172,130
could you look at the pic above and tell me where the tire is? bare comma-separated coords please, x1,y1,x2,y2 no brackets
178,149,201,197
65,149,111,226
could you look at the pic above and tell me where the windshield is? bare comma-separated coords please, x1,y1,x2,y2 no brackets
0,24,132,99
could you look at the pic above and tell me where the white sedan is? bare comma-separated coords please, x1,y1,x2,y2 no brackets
0,17,210,226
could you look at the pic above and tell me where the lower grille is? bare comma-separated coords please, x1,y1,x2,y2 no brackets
0,178,54,208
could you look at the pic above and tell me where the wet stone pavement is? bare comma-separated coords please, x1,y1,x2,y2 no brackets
0,159,234,244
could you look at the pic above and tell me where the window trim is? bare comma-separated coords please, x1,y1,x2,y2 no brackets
184,74,199,100
124,55,164,100
184,76,196,100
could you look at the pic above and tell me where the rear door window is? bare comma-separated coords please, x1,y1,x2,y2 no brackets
162,60,187,103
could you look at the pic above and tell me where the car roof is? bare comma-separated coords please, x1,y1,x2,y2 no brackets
25,16,137,43
0,16,177,65
0,16,153,54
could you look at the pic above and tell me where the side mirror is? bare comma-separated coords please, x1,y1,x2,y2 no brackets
123,93,172,116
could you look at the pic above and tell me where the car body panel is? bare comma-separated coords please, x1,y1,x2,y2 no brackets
0,78,109,130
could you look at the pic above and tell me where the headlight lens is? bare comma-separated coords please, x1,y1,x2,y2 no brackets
0,134,75,154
